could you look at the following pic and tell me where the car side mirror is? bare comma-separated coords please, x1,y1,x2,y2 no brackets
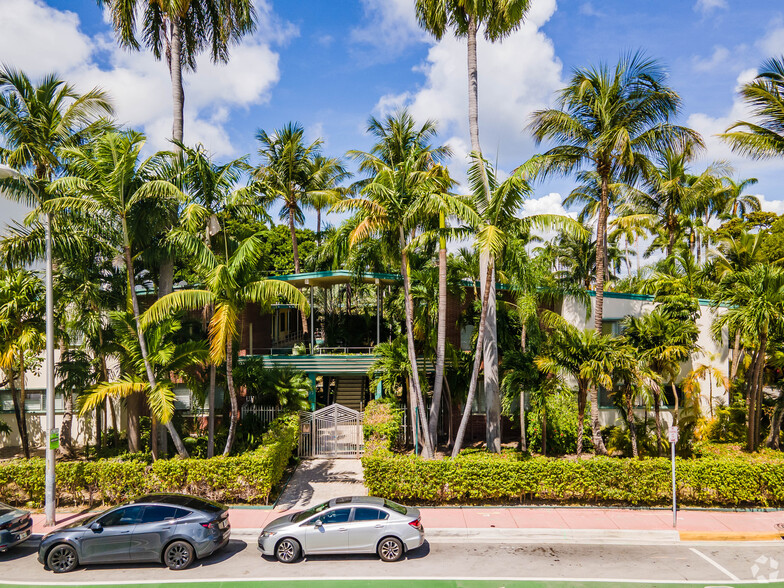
314,519,323,528
89,522,102,532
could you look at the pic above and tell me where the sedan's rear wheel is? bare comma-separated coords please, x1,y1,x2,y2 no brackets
47,544,78,573
377,536,403,562
275,538,301,563
164,540,195,570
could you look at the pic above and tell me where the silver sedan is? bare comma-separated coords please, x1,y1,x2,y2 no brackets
258,496,424,563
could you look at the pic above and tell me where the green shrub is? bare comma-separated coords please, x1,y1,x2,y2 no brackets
0,413,299,507
363,399,403,450
527,390,589,455
362,450,784,507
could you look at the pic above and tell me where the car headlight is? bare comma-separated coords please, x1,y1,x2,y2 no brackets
261,531,276,538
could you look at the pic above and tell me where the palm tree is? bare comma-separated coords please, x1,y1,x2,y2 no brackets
535,326,615,456
715,176,761,219
142,229,307,456
46,130,189,455
622,310,698,455
415,0,532,454
529,52,697,333
254,123,348,336
0,268,45,459
174,142,257,457
713,264,784,451
721,57,784,160
98,0,255,145
79,314,208,457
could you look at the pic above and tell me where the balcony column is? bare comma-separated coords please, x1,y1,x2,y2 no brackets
308,280,315,352
376,279,381,346
308,373,317,411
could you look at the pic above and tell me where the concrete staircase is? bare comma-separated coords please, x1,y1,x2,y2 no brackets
335,377,365,411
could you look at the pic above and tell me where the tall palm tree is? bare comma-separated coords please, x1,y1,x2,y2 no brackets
415,0,532,454
46,131,189,456
529,52,697,332
142,230,307,455
98,0,256,145
721,57,784,160
713,264,784,451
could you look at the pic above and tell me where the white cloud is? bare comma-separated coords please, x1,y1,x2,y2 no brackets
350,0,427,57
757,194,784,215
758,23,784,57
522,192,570,217
579,3,604,17
692,46,731,72
0,0,291,158
375,0,562,185
694,0,728,15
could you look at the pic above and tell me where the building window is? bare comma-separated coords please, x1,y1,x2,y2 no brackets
662,384,684,408
601,320,623,337
0,390,68,413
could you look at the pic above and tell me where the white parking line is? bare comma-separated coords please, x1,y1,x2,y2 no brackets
689,547,741,581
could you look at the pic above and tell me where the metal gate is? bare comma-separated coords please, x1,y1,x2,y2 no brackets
299,403,364,458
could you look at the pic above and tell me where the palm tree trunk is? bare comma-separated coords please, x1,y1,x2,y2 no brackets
8,369,29,459
652,385,663,456
399,229,433,458
481,252,500,453
520,323,527,452
18,352,30,459
671,381,679,429
591,174,610,456
467,15,482,163
577,383,586,456
754,334,767,451
207,363,216,458
730,329,743,381
123,238,189,458
452,258,494,457
626,386,639,458
745,348,762,452
151,413,159,460
170,17,184,144
443,374,454,448
588,384,605,455
59,388,75,458
429,219,447,447
223,336,239,456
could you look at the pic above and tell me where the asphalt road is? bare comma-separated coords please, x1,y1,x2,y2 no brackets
1,534,782,587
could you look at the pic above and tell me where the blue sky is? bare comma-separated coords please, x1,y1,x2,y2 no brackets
2,0,784,232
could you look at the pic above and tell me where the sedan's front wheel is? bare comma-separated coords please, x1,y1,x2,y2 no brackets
275,538,301,563
377,536,403,562
47,544,78,573
164,541,195,570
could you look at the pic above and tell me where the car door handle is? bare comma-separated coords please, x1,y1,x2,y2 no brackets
120,530,130,534
338,527,347,532
374,524,384,528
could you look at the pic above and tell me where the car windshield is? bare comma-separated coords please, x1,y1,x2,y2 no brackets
384,499,407,515
292,501,331,523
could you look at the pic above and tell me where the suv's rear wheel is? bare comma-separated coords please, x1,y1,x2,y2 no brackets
47,543,78,573
164,540,195,570
275,538,301,563
377,536,403,562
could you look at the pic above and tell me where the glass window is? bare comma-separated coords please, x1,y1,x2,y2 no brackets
24,393,42,412
99,505,143,527
140,505,181,524
383,500,408,515
316,508,351,525
293,501,330,523
354,508,386,522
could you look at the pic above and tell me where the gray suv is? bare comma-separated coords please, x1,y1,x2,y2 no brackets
38,493,230,573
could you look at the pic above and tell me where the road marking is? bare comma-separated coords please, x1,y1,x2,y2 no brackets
689,547,741,581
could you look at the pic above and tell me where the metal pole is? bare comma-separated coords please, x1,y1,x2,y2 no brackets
671,426,677,528
310,285,314,352
44,212,56,526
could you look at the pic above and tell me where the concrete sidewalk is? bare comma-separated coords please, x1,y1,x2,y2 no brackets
31,506,784,542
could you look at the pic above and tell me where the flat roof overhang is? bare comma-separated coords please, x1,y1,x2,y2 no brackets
270,269,400,288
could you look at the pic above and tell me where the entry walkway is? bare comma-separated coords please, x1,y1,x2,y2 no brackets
273,458,367,512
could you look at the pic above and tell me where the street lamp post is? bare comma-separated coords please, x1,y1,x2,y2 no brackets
0,163,56,526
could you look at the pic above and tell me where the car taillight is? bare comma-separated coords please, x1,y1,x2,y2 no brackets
408,518,422,530
201,522,213,528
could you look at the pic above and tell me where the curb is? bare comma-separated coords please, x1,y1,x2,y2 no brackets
679,530,784,542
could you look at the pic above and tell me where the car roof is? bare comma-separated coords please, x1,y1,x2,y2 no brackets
129,493,225,514
329,496,385,507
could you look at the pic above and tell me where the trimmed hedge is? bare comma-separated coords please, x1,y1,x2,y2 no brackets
363,399,403,451
0,413,298,507
361,450,784,507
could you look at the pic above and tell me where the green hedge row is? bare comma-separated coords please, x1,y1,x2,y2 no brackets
0,414,299,507
363,399,403,451
362,450,784,506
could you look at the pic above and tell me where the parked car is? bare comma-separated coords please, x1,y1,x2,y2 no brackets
0,502,32,551
38,493,230,573
258,496,424,563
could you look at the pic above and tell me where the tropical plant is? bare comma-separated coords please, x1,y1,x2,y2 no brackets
141,230,307,455
234,358,311,411
46,130,188,455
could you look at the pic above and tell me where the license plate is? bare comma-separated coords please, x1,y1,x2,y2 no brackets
16,530,30,541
